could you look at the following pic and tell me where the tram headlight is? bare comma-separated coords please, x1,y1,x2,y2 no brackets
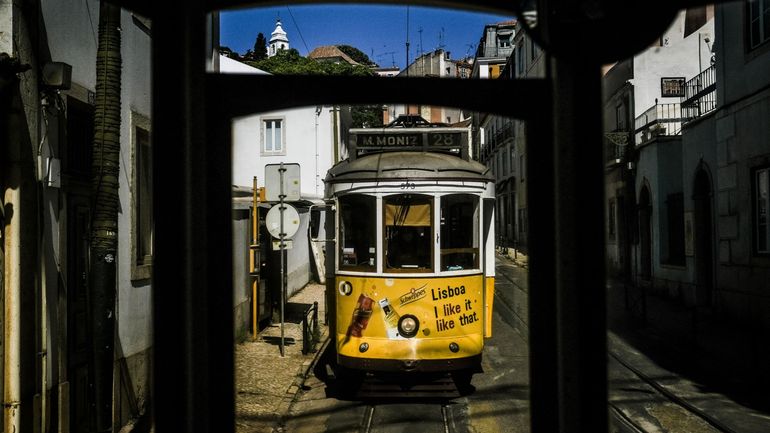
338,281,353,296
398,315,419,338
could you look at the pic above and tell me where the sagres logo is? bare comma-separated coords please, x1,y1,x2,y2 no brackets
399,284,428,307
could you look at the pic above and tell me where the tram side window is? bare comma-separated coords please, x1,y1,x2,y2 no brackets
440,194,480,271
384,194,433,272
339,195,376,271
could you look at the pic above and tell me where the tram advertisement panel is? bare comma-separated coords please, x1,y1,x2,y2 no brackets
336,275,484,359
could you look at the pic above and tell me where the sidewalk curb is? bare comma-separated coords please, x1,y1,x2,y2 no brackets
275,328,331,421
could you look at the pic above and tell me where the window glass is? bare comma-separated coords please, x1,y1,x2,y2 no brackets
136,126,153,266
749,0,770,48
384,194,433,272
441,194,480,271
263,119,283,152
339,194,377,271
757,168,769,253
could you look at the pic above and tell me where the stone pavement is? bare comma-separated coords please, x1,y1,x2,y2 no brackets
495,250,770,432
234,283,329,433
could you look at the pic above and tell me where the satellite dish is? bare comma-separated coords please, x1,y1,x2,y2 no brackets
266,204,301,239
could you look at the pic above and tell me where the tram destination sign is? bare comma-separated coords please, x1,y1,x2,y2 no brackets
355,131,464,149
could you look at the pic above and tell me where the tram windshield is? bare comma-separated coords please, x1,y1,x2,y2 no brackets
338,195,377,271
440,194,480,271
384,194,434,272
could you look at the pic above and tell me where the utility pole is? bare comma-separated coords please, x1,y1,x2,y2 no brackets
90,2,122,431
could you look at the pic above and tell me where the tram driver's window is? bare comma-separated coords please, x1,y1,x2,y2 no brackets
440,194,480,271
338,195,376,271
384,194,434,272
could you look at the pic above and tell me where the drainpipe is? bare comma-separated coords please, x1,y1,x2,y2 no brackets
3,173,22,433
1,53,32,433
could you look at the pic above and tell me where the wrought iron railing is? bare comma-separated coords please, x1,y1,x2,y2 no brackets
681,65,716,121
634,102,683,144
604,131,631,164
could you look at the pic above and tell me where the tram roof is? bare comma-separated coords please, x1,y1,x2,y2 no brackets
325,151,493,183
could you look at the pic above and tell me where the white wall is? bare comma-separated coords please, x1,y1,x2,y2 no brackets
231,106,334,198
42,0,99,90
116,10,153,359
40,0,153,363
631,12,715,114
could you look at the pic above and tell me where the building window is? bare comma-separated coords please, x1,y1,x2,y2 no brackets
665,193,685,265
262,118,284,154
748,0,770,49
609,199,617,240
499,34,511,48
64,97,94,178
517,42,525,76
615,101,627,131
520,154,525,182
661,77,686,97
755,167,770,254
530,37,536,61
132,112,153,280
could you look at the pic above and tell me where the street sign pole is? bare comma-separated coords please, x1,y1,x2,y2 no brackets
264,162,300,357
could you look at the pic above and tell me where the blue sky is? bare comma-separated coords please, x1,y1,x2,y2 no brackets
220,4,513,69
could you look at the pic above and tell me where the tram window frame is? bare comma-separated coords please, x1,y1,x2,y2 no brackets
440,194,481,272
338,194,377,272
383,194,435,273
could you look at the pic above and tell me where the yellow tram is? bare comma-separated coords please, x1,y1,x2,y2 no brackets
324,116,496,384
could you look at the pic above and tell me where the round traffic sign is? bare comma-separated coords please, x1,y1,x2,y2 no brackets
266,204,301,239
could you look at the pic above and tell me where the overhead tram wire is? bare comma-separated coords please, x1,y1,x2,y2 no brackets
286,5,310,55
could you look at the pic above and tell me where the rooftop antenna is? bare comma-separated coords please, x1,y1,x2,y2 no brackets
465,43,476,59
405,6,410,76
438,27,446,50
418,27,423,56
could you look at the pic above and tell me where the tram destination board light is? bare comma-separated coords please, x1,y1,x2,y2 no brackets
264,163,301,202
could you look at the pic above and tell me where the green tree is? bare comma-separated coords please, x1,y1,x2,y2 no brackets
351,105,383,128
337,45,376,66
253,33,268,61
219,46,241,61
248,48,374,76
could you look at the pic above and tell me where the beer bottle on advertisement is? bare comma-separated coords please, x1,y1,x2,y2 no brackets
347,291,374,338
379,298,401,339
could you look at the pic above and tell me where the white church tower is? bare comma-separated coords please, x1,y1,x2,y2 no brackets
268,19,289,57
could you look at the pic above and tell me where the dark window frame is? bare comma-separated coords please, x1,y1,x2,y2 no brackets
383,193,435,273
752,165,770,255
660,77,686,97
338,194,378,272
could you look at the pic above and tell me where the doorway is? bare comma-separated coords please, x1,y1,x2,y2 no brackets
638,185,653,281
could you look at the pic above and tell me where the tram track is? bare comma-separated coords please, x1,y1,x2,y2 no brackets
609,351,738,433
358,401,457,433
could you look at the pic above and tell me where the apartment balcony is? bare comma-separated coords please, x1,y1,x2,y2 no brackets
491,123,515,148
681,65,716,122
634,102,683,145
604,130,631,165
